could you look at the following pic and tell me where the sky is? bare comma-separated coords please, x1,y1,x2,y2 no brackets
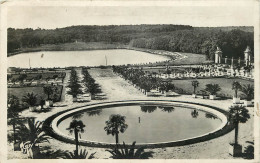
6,4,256,29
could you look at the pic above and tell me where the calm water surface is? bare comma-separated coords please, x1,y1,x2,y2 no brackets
7,49,169,68
58,104,222,144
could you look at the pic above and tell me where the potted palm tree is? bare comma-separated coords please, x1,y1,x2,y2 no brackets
43,86,54,107
228,105,250,157
232,81,242,104
22,93,37,112
19,118,51,158
104,114,128,148
241,84,254,106
7,95,22,151
66,120,86,157
87,83,99,100
191,80,199,98
205,84,221,100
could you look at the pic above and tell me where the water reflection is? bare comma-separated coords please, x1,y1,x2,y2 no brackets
86,109,102,116
205,113,217,119
72,112,84,120
191,109,199,118
140,105,157,113
159,106,175,113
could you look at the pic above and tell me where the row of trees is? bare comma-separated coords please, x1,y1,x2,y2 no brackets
66,68,102,102
82,68,101,100
112,66,176,94
8,26,253,60
66,69,83,102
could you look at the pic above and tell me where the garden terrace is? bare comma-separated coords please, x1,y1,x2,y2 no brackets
8,85,63,109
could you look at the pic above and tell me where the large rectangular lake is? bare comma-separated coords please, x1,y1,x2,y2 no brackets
8,49,169,68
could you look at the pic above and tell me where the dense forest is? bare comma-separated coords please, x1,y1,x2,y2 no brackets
8,25,254,60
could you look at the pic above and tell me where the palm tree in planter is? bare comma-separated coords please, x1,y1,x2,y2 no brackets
205,84,221,100
19,118,51,158
43,86,54,107
106,141,153,159
199,89,208,99
164,82,175,96
7,95,23,151
87,83,100,100
22,93,38,112
191,80,199,98
228,105,250,157
66,120,86,157
67,79,83,102
241,84,254,106
104,114,128,148
232,81,242,104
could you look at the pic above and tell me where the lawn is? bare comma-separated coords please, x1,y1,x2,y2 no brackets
8,85,63,106
172,78,254,98
9,72,65,81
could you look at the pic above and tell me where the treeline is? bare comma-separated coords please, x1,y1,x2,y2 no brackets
8,25,253,59
130,29,254,59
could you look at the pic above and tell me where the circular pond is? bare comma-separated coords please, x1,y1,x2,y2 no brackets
47,100,230,147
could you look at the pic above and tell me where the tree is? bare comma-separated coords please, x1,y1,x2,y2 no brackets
62,149,95,159
43,86,53,100
232,81,242,98
19,118,51,158
191,80,199,94
229,105,250,144
67,69,83,102
22,92,37,107
106,141,153,159
7,95,21,145
240,84,254,101
205,84,221,95
104,114,128,147
66,120,86,156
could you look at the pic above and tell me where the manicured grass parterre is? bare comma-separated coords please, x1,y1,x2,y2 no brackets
172,78,253,98
9,72,65,81
8,85,63,106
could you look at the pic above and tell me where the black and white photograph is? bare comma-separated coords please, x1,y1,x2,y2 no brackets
1,0,259,162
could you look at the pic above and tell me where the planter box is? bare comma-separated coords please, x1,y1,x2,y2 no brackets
165,91,175,97
192,94,197,98
244,100,252,107
45,100,53,107
13,142,21,151
29,106,36,112
229,143,242,157
233,97,240,104
90,94,95,100
36,105,42,112
209,95,217,100
73,97,77,102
